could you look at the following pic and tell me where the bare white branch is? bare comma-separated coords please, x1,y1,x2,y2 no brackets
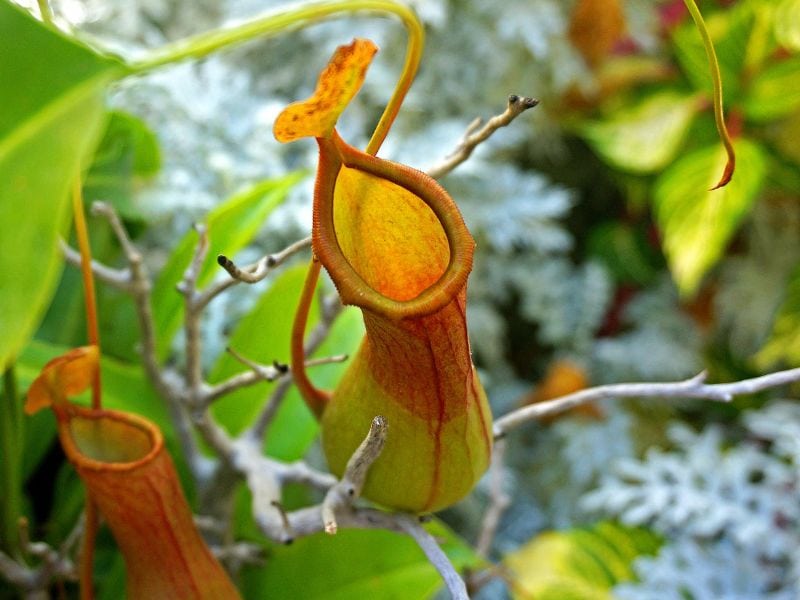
73,202,202,478
179,223,209,404
493,368,800,439
426,94,539,179
0,518,79,595
205,350,348,406
235,415,466,599
322,416,388,534
61,241,132,291
198,235,312,310
475,438,510,558
395,516,470,600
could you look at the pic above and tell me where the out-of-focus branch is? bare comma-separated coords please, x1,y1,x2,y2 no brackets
88,204,180,403
0,517,80,597
426,94,539,179
396,516,470,600
178,223,209,405
493,368,800,439
203,347,346,406
475,438,510,558
66,202,202,479
61,242,132,291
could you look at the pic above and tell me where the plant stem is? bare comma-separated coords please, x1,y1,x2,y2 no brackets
0,365,22,559
70,179,101,409
682,0,735,188
129,0,423,154
291,259,330,417
71,179,100,600
37,0,52,24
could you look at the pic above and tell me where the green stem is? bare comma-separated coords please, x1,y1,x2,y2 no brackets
683,0,735,188
0,365,22,559
37,0,52,25
130,0,423,154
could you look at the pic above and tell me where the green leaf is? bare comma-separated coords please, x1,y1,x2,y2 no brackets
46,462,86,545
0,2,125,370
84,110,161,220
95,534,127,600
241,519,483,599
587,222,661,285
654,139,767,296
743,57,800,122
775,0,800,52
151,171,305,361
580,91,701,174
209,264,364,460
755,263,800,368
772,110,800,167
504,521,661,600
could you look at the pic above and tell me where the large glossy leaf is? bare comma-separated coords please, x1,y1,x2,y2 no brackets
209,264,364,460
0,1,125,370
654,139,767,296
151,171,304,361
241,519,483,599
580,91,700,174
755,263,800,368
743,57,800,122
504,521,661,600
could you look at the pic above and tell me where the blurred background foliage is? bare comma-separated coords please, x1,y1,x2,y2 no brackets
2,0,800,598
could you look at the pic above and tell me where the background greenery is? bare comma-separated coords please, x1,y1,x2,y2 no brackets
2,0,800,598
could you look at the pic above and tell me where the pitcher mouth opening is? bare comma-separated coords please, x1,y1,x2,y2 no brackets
313,133,475,321
59,407,162,471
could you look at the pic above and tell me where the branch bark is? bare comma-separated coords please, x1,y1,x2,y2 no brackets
426,94,539,179
493,368,800,439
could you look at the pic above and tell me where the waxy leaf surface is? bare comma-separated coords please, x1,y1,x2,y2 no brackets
654,139,766,295
0,2,125,370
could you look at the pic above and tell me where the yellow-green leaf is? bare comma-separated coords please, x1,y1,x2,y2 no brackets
743,57,800,122
775,0,800,51
504,521,660,600
654,139,766,296
580,91,700,173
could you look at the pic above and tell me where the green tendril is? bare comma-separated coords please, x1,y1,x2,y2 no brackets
683,0,735,189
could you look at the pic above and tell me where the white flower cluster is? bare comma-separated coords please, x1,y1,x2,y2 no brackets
583,404,800,598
